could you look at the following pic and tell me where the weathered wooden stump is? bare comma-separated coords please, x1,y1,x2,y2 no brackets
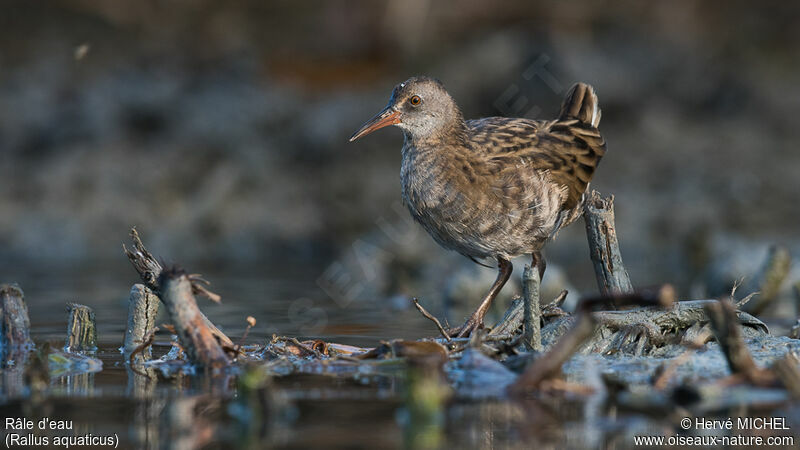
0,284,34,366
65,303,97,352
123,284,160,359
521,264,542,351
583,191,633,295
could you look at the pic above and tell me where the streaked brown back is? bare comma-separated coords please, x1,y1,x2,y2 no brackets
467,82,606,210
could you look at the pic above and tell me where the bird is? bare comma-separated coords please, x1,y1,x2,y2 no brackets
349,76,606,337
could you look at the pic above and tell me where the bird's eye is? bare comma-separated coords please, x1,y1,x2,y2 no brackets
409,95,422,106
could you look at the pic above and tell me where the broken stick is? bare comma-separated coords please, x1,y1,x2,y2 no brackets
583,191,633,296
159,268,230,369
412,298,451,341
123,228,234,348
522,264,542,351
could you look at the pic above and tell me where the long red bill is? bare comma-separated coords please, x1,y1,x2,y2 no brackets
349,107,401,142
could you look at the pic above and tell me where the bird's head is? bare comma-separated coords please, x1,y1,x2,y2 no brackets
349,76,463,143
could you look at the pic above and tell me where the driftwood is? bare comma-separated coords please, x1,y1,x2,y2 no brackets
123,228,234,348
0,284,33,366
65,303,97,352
583,191,633,296
521,264,542,351
159,268,230,369
510,289,676,392
123,284,160,359
590,296,765,338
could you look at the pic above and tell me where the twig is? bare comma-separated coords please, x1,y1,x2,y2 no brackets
490,290,568,337
522,264,542,351
123,227,222,303
413,298,451,341
489,296,523,337
730,277,744,299
233,316,257,360
129,327,159,376
546,290,569,309
583,191,633,296
735,291,759,309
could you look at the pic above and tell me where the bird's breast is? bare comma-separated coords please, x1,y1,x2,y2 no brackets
398,142,573,259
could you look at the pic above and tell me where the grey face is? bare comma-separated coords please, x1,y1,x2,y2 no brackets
389,77,459,139
349,76,461,143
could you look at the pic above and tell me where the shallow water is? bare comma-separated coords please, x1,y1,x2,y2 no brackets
2,263,799,449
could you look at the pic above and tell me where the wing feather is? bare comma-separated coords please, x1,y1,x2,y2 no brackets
467,117,606,210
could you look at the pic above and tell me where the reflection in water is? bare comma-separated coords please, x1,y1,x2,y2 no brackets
1,343,798,449
3,267,798,448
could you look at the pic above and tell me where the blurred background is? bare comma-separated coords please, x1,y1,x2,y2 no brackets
1,0,798,341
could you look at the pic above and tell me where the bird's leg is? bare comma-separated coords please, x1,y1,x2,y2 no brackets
452,258,513,338
532,250,546,280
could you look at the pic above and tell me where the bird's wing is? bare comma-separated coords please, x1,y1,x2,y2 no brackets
467,116,606,210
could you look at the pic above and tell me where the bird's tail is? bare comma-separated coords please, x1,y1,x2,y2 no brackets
558,82,601,128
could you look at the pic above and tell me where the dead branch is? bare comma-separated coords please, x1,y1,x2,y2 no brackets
0,284,34,366
490,291,568,338
522,264,542,351
583,191,633,296
735,291,759,309
124,227,222,303
158,268,230,369
489,296,524,337
65,303,97,352
233,316,257,359
510,287,680,393
412,298,451,341
123,228,234,348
